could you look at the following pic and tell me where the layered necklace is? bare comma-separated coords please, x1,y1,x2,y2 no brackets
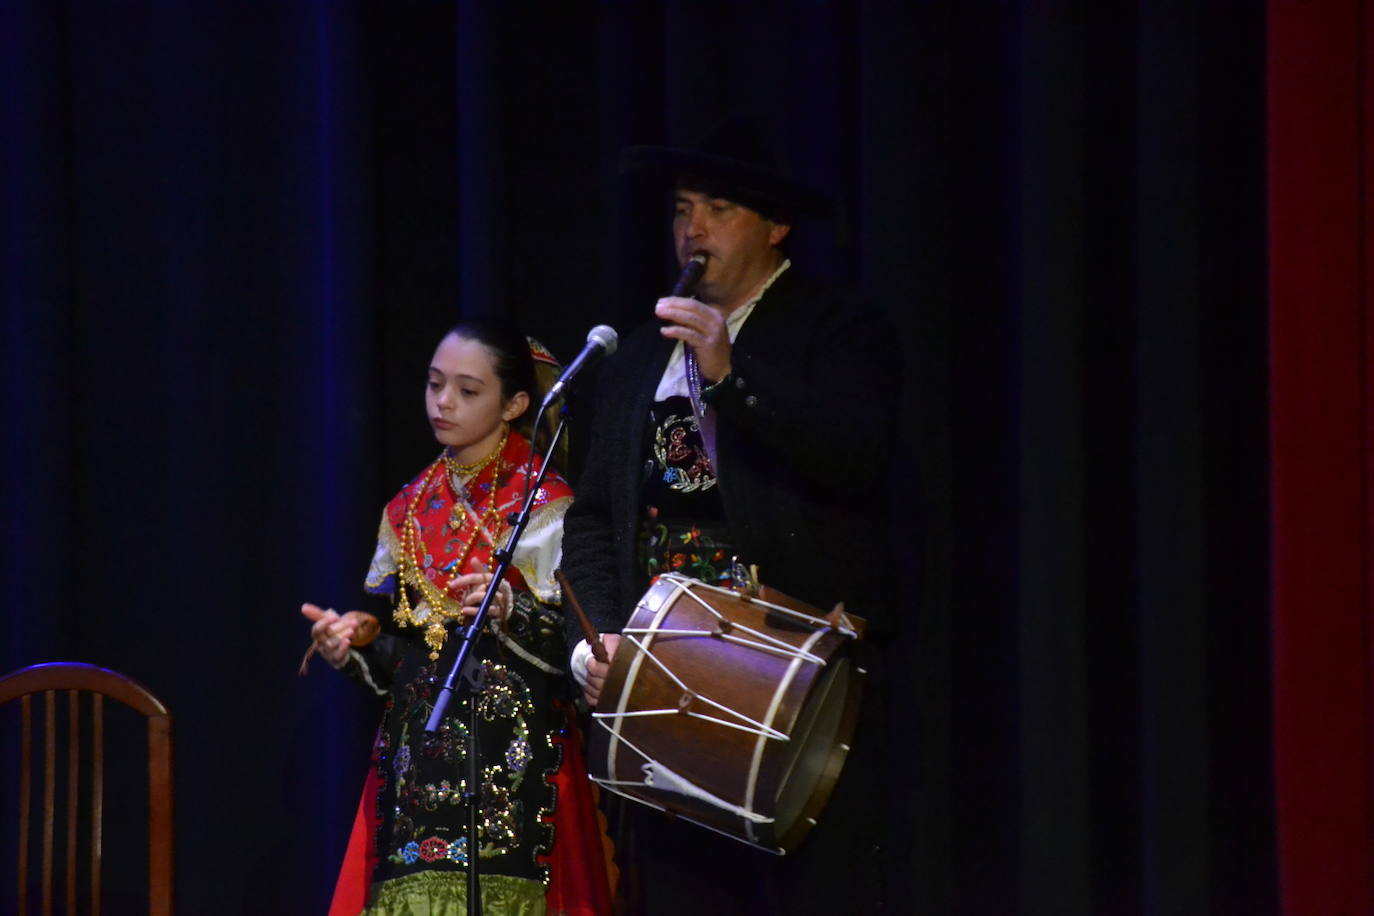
393,427,510,659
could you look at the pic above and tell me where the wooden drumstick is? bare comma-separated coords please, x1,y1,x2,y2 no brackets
555,568,608,664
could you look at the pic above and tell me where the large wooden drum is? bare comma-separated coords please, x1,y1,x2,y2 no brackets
587,573,865,853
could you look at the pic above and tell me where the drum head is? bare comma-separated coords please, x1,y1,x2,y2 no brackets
772,656,863,851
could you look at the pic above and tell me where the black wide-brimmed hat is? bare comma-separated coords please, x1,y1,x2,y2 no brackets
621,116,837,222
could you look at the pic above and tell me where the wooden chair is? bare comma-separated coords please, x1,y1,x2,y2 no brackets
0,662,173,916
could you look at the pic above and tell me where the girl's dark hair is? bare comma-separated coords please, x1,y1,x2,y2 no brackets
446,318,537,426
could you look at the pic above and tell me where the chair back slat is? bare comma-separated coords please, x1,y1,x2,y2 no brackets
18,694,32,914
93,694,104,916
147,717,173,916
2,663,173,916
66,690,79,916
43,690,55,916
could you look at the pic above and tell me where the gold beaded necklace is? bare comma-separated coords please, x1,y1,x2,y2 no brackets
393,427,510,659
441,429,507,532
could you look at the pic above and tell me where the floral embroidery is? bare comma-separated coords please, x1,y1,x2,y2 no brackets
652,412,716,493
476,665,534,725
380,660,541,868
481,774,522,848
506,734,532,774
643,522,735,584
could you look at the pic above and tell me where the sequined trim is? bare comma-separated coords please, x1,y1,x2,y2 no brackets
532,723,563,882
378,661,546,870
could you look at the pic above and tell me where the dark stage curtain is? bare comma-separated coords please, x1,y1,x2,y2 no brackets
1,3,1275,913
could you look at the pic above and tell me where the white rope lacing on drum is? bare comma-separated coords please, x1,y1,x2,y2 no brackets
660,573,838,628
590,778,787,856
743,624,831,844
586,725,774,824
621,580,830,667
678,579,834,658
644,759,774,822
619,625,826,665
592,632,790,740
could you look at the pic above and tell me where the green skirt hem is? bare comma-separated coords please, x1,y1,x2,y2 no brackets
362,869,546,916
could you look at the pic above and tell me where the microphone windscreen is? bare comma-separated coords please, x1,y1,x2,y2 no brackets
586,324,618,356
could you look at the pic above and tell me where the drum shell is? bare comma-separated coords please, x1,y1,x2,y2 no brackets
588,575,863,852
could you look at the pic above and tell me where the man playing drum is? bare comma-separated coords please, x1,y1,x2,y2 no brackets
561,117,902,914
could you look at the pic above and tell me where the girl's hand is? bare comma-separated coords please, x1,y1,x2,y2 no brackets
446,561,514,621
299,604,378,672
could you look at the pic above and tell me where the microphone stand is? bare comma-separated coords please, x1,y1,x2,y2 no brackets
423,403,568,916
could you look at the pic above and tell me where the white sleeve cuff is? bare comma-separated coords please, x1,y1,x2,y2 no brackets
347,648,388,697
570,640,594,690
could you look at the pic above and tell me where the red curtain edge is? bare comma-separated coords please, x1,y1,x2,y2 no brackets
1268,1,1374,913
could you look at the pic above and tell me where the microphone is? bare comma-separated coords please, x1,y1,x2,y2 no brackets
542,325,618,406
671,253,708,298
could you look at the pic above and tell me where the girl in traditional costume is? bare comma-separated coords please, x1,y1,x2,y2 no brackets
303,320,611,916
